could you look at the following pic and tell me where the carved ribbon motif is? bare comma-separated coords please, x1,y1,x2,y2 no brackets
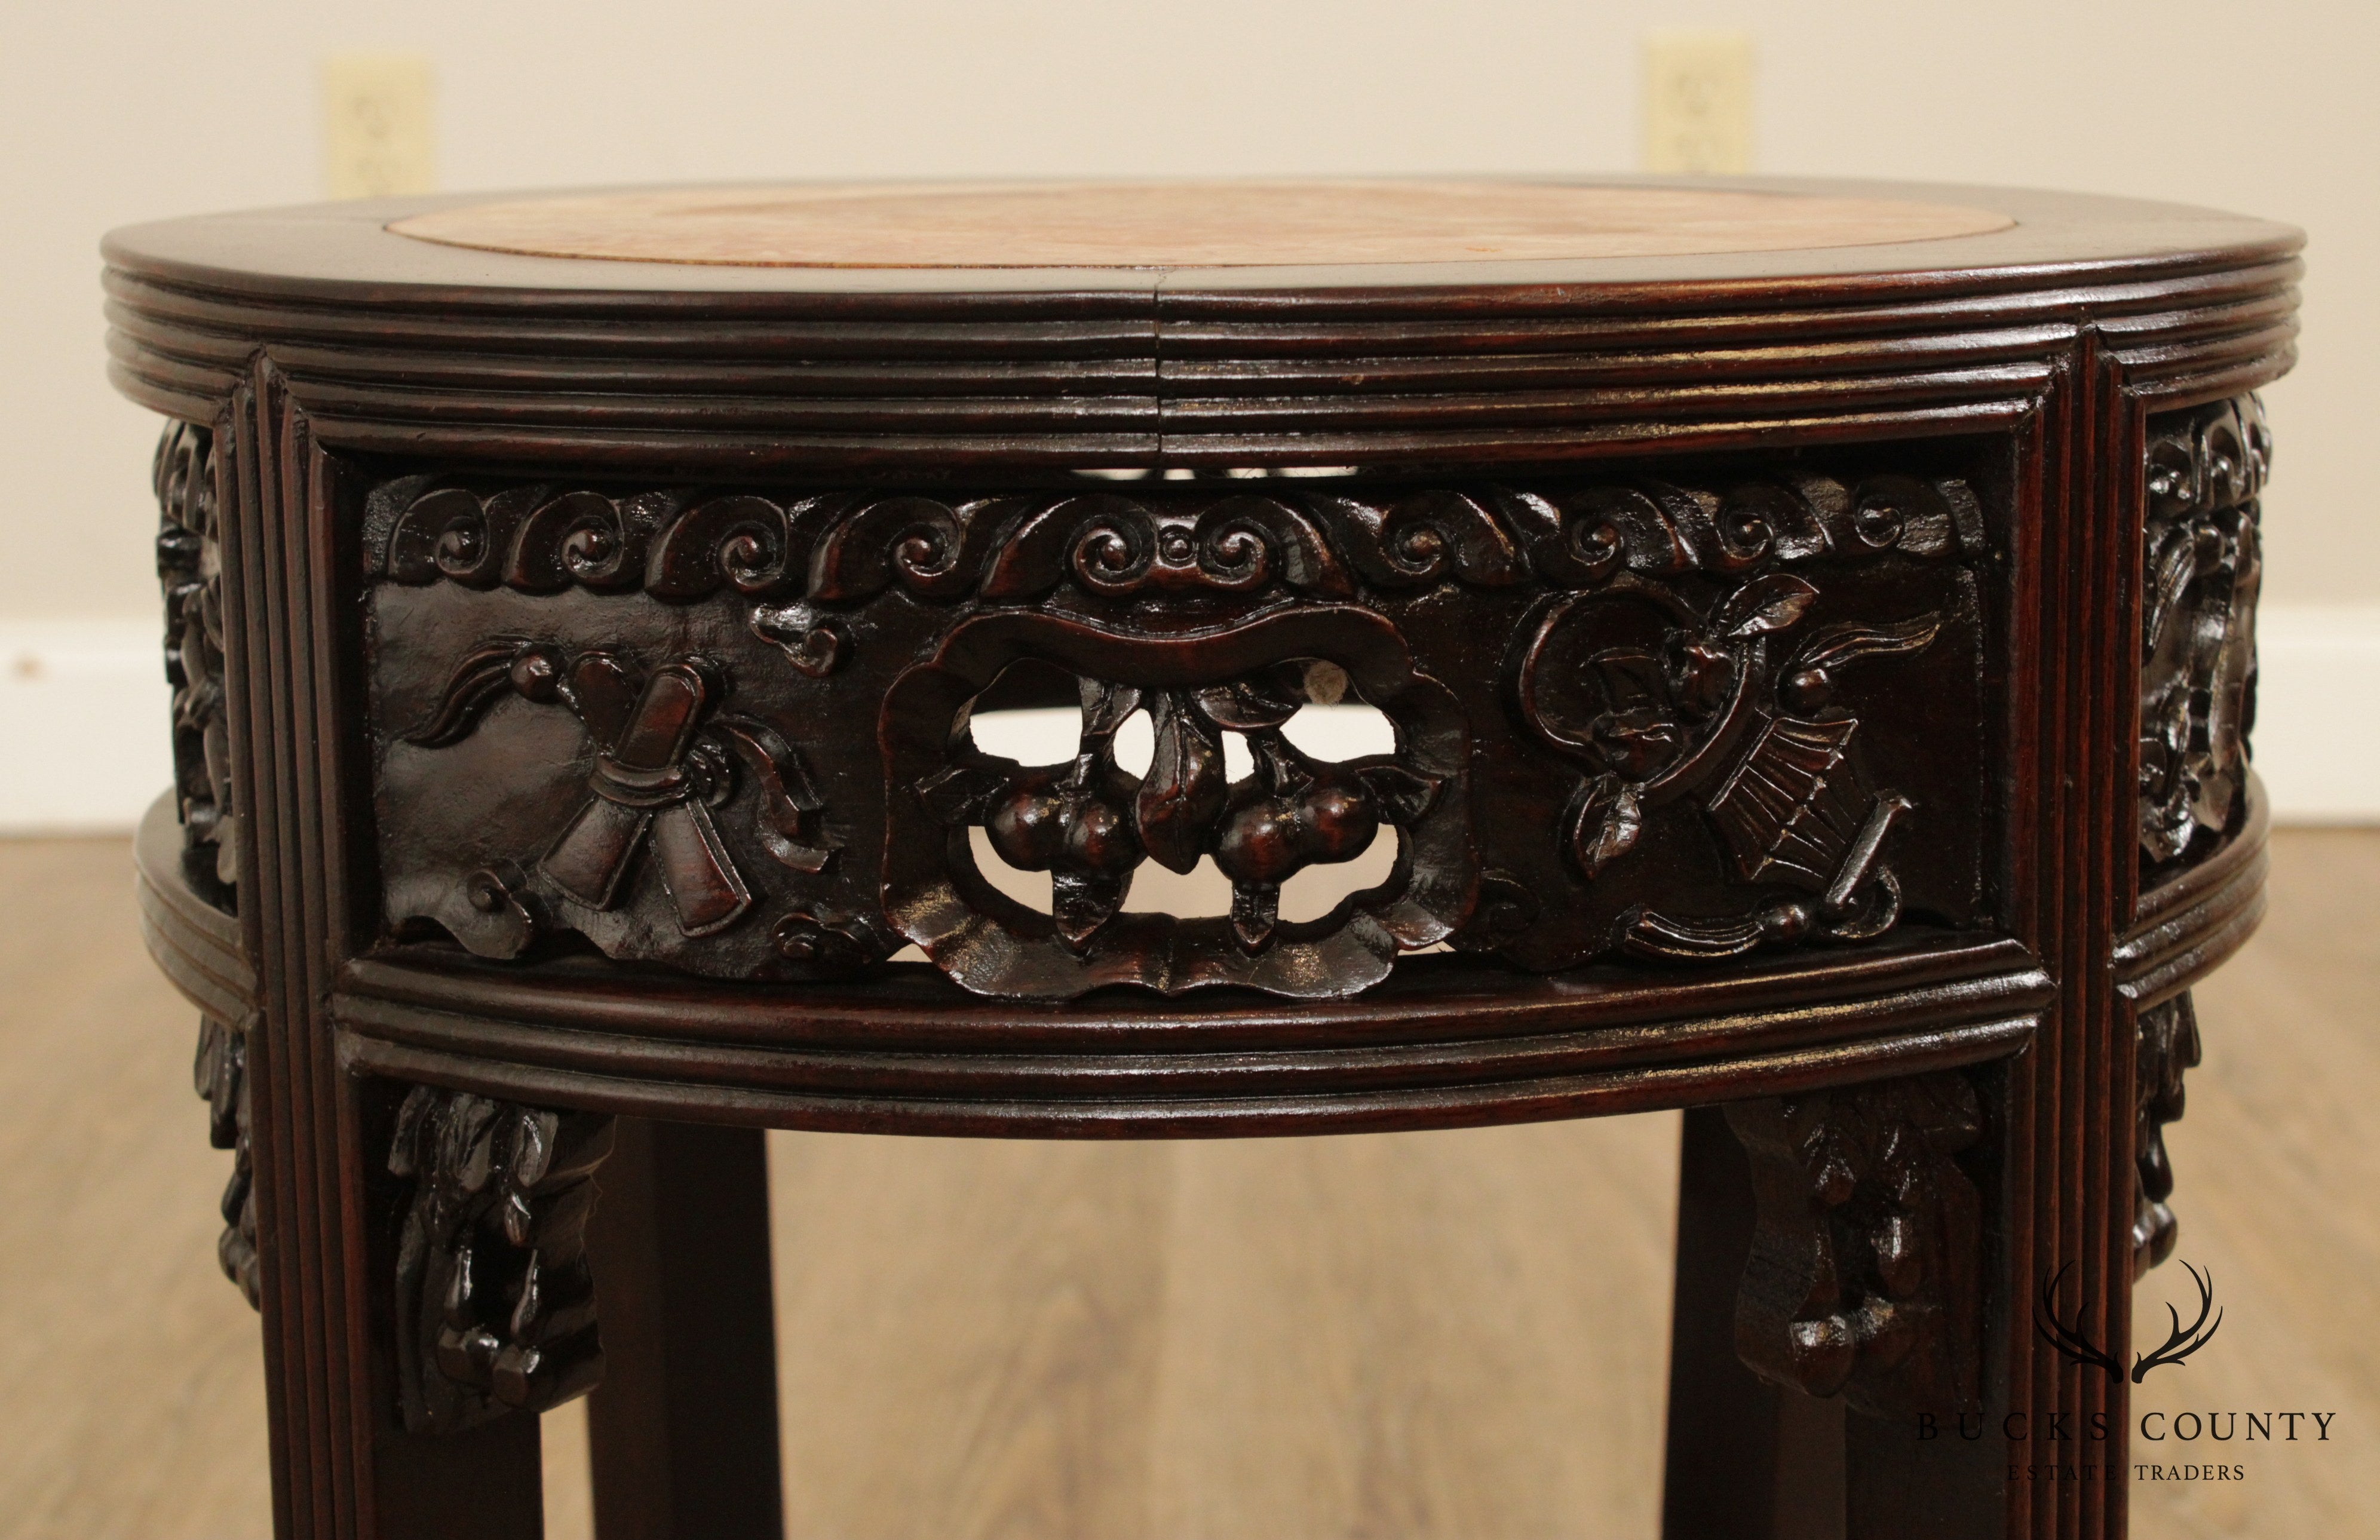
398,643,838,958
386,1087,614,1434
2139,395,2266,870
1726,1073,1985,1418
2133,993,2203,1277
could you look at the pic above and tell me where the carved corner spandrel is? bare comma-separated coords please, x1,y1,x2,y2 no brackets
193,1015,259,1308
1725,1072,1987,1420
2133,993,2203,1277
385,1085,615,1435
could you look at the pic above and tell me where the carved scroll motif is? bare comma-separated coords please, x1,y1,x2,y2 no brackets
2133,993,2203,1277
386,1087,614,1435
368,483,1544,605
2140,395,2266,871
1726,1072,1986,1418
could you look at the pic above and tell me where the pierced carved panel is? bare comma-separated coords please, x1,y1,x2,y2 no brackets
885,607,1465,996
361,454,1996,998
386,1087,613,1434
1726,1072,1987,1418
2140,395,2266,875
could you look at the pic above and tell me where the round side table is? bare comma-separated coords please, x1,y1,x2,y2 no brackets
108,177,2295,1539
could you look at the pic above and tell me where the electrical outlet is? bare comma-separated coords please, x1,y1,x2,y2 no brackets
1642,30,1754,176
322,53,434,200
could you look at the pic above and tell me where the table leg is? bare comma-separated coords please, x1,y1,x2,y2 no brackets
1669,1069,2019,1540
584,1118,785,1540
370,1416,546,1539
365,1080,617,1540
1662,1106,1847,1540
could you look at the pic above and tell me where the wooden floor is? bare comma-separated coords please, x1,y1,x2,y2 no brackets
0,833,2372,1539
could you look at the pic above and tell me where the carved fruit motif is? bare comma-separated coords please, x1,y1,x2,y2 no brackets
921,671,1438,954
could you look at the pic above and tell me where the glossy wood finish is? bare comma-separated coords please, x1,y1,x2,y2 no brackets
103,179,2297,473
1662,1106,1846,1540
582,1119,781,1540
19,832,2380,1538
105,177,2298,1540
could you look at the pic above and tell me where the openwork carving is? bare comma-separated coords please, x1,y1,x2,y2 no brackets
885,608,1468,996
1726,1072,1985,1418
2133,993,2203,1277
2140,395,2266,871
192,1016,259,1307
364,457,1991,994
155,422,236,908
386,1086,614,1435
920,674,1437,956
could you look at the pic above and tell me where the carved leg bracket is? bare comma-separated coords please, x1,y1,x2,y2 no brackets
192,1016,260,1307
2133,993,2203,1276
386,1086,615,1434
1725,1072,1986,1419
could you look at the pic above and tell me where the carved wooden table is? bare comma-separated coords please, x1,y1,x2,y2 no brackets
106,179,2295,1539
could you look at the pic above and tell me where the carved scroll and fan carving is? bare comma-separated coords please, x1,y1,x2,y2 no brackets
389,642,847,964
364,459,1992,996
1506,472,1984,969
2139,395,2266,874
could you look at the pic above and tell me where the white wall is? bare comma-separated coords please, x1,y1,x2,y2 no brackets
5,1,2373,823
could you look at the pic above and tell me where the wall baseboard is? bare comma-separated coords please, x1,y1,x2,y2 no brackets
4,609,2376,835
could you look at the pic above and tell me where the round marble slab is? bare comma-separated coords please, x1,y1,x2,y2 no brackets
387,180,2017,269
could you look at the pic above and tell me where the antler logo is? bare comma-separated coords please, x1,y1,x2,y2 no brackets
2034,1260,2223,1383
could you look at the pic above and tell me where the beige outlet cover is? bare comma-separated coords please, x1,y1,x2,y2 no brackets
387,180,2014,269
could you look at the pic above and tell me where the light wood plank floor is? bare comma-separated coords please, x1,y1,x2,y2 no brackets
0,833,2371,1539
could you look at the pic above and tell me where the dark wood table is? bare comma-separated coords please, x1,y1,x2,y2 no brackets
107,177,2295,1539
